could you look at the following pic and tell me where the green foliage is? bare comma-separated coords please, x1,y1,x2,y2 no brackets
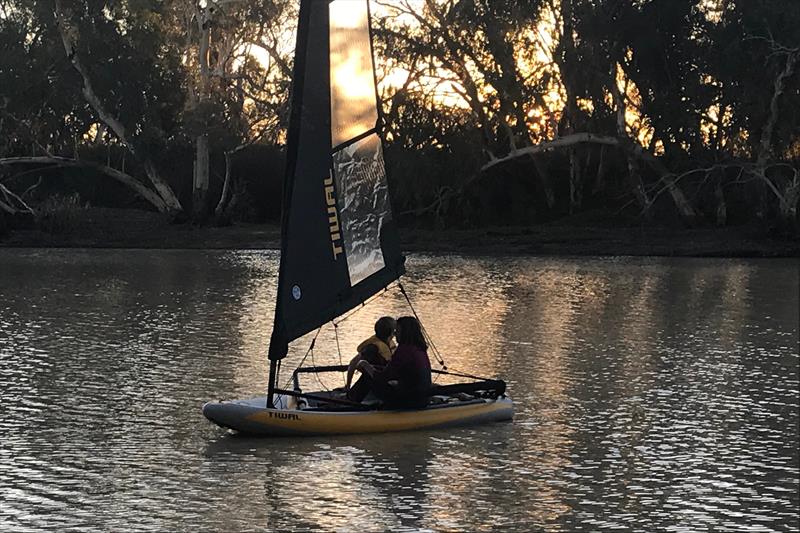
0,2,87,156
374,0,800,231
1,0,798,232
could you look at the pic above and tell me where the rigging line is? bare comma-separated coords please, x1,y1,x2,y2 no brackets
332,283,396,328
432,366,442,385
283,284,397,391
423,328,445,368
434,368,500,382
309,342,331,393
333,322,345,387
427,329,446,385
398,283,447,369
273,359,283,406
281,326,323,390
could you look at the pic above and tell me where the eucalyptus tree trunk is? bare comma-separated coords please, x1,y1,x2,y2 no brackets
469,2,557,209
715,177,727,226
593,145,607,195
194,134,210,219
609,72,651,217
53,0,183,215
193,5,212,222
756,49,799,227
610,61,699,226
214,150,233,220
559,0,582,213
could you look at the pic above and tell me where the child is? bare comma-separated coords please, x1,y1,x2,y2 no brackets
350,316,432,408
345,316,396,396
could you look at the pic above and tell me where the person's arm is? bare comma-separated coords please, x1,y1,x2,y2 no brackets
356,359,377,377
345,354,361,389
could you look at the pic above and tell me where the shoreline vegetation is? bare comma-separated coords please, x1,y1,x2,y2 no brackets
1,207,797,257
3,1,798,258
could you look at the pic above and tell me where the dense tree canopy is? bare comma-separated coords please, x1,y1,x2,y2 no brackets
1,0,797,233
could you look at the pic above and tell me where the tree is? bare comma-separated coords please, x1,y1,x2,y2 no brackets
159,0,293,222
1,0,797,233
53,0,185,213
1,0,294,222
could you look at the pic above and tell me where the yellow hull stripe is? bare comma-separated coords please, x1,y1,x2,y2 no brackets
244,400,512,435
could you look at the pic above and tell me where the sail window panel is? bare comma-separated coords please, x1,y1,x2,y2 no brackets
329,0,379,148
332,133,389,286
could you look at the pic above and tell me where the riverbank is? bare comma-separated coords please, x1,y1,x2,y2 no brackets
1,207,798,257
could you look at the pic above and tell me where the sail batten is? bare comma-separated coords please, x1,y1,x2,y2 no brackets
268,0,404,361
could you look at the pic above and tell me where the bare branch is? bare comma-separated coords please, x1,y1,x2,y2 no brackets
0,182,35,214
0,156,167,211
757,49,798,166
53,0,132,152
481,133,621,172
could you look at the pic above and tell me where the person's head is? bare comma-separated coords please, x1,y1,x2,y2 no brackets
395,316,427,351
374,316,396,342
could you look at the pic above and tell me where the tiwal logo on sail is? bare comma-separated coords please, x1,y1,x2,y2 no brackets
324,172,344,260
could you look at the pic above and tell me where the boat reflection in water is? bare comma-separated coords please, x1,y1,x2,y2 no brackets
204,432,439,530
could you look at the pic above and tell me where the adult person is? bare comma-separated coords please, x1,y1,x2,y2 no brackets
349,316,432,409
345,316,396,396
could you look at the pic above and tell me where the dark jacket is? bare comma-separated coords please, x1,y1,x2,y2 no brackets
377,343,432,407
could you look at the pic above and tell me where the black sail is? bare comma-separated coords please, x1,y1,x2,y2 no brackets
268,0,404,361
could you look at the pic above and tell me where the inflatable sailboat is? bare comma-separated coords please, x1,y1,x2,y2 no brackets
203,0,512,436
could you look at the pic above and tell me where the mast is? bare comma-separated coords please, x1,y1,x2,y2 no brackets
266,0,405,407
266,0,313,407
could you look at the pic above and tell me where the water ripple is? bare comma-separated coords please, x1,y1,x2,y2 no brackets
0,251,797,531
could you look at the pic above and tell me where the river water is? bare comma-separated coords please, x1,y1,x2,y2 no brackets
0,249,797,532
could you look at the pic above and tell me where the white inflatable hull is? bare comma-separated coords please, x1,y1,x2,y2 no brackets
203,395,513,437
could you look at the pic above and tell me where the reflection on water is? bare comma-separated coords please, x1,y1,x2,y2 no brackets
0,250,797,531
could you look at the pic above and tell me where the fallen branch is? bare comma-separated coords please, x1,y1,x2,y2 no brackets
53,0,182,213
397,134,622,219
480,133,620,172
0,182,35,214
479,131,700,224
0,156,167,211
0,198,15,215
